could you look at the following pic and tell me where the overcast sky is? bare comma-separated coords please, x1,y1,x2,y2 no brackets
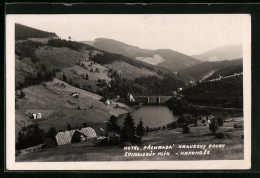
13,14,250,55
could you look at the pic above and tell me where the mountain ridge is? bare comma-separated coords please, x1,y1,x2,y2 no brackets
82,38,200,72
192,44,242,62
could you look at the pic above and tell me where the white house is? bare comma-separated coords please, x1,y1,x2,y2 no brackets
127,93,135,102
32,113,42,119
177,88,183,92
105,99,111,105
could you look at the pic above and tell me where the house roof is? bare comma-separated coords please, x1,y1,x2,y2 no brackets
55,127,97,145
79,127,97,139
55,130,74,146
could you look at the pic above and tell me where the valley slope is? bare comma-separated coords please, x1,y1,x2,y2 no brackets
14,24,186,141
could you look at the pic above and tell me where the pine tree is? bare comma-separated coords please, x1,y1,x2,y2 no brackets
120,113,136,143
106,115,120,144
69,79,73,85
47,127,57,140
62,72,67,82
209,118,219,134
17,131,26,150
145,126,150,134
27,124,45,147
67,123,72,131
136,119,145,137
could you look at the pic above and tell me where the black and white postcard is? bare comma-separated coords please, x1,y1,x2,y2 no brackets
5,14,251,170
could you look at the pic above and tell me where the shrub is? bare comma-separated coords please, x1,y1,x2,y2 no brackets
182,124,190,134
167,122,178,129
215,131,226,139
67,123,72,130
20,90,25,99
46,127,57,140
193,119,198,126
216,116,224,126
209,118,220,134
178,114,194,126
100,97,107,102
145,126,150,134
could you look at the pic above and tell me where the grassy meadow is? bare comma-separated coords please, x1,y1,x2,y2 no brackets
16,117,243,162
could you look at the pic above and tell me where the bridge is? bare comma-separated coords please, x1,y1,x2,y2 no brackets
134,96,173,104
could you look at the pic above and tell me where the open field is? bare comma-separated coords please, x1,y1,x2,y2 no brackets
35,47,89,69
104,61,159,79
56,61,111,92
136,54,166,65
27,38,50,44
15,78,130,140
16,117,243,161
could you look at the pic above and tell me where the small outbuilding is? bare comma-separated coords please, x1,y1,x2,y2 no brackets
32,113,42,119
127,93,135,102
71,92,79,98
177,88,183,92
105,99,111,105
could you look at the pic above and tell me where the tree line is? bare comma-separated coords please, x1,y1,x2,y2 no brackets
101,72,185,100
47,39,87,51
16,66,59,90
15,40,42,63
104,113,145,144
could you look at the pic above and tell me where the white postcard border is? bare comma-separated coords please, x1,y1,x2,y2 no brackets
5,14,251,170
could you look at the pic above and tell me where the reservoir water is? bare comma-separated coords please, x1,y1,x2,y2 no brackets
130,105,178,128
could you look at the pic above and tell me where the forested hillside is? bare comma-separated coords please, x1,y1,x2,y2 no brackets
180,75,243,109
178,59,242,82
205,64,242,81
15,23,57,40
102,73,185,99
15,24,184,98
